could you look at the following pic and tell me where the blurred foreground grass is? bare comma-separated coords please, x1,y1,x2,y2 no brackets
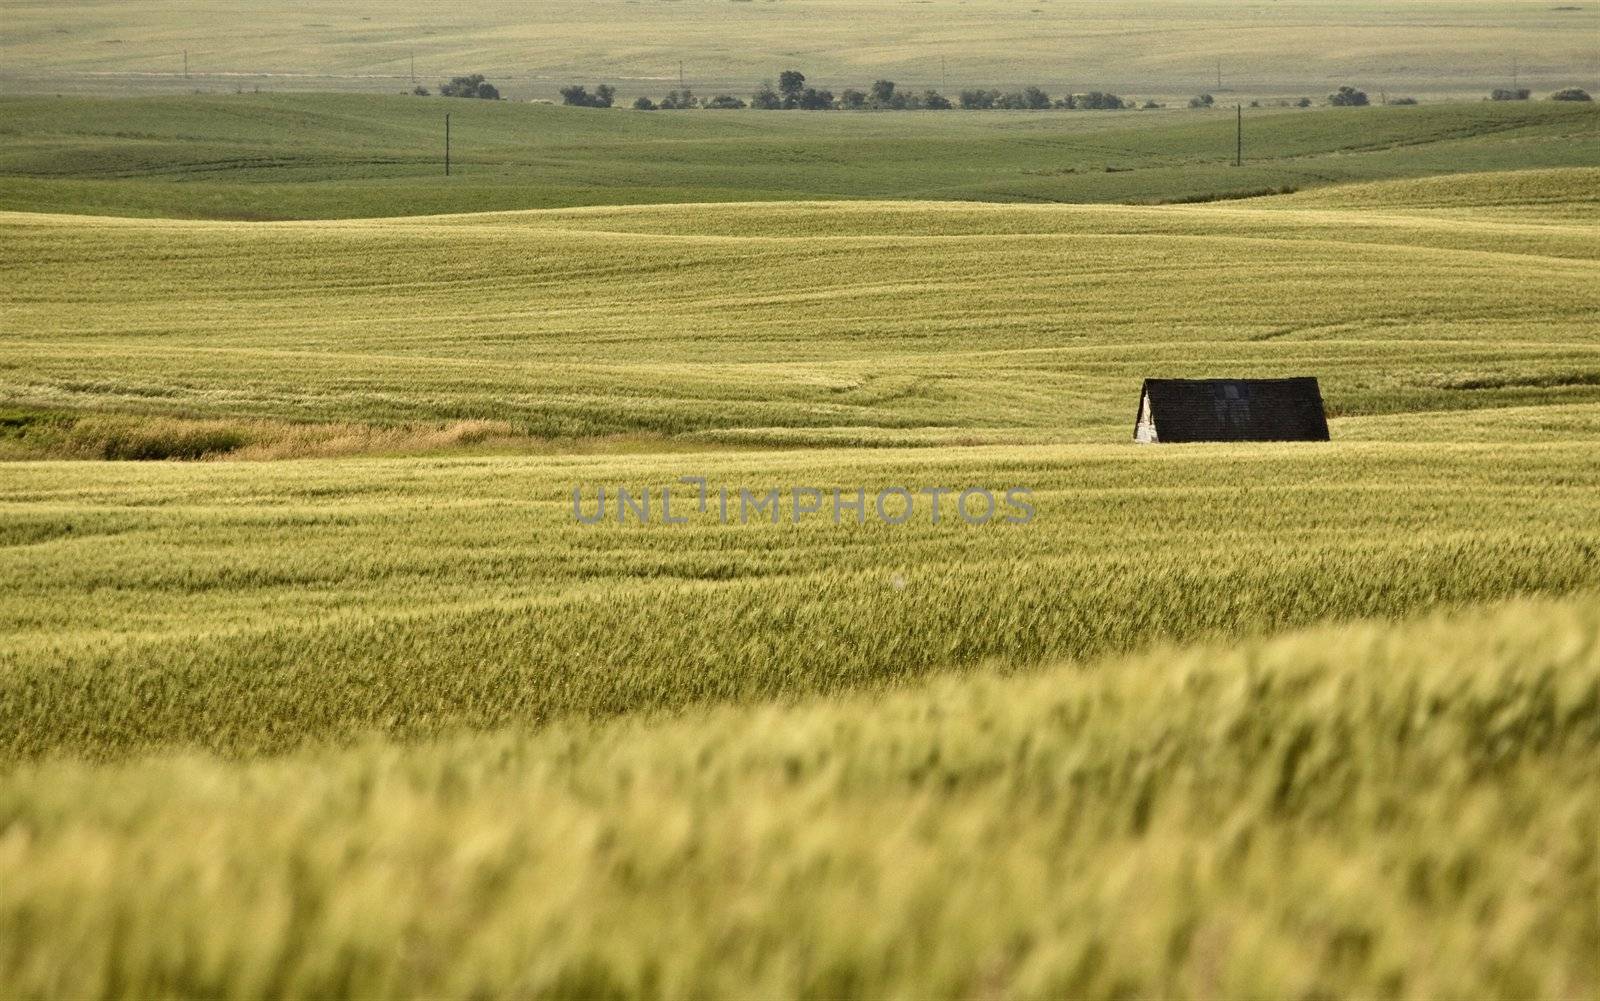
2,593,1595,997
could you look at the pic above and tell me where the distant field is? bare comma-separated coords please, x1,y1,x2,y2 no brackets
0,94,1594,218
2,0,1597,102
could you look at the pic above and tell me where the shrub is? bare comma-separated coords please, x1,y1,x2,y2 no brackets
1076,91,1125,110
411,85,430,97
1328,85,1369,106
440,74,500,100
869,80,897,108
658,89,696,109
921,90,952,110
1189,93,1215,108
632,96,657,111
1141,100,1161,110
1550,87,1592,101
839,88,867,110
1389,96,1418,105
1296,97,1313,108
959,89,998,110
1020,85,1052,109
797,87,834,110
558,84,615,108
750,81,782,110
704,94,746,110
1490,88,1531,101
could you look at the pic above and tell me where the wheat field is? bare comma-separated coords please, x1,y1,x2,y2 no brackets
0,79,1598,998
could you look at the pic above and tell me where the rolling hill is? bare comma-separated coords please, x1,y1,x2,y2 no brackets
0,93,1594,218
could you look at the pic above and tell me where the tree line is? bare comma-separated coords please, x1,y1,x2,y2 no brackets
413,72,1592,109
624,71,1131,111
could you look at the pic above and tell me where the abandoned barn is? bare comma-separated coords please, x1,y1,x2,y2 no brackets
1134,377,1329,443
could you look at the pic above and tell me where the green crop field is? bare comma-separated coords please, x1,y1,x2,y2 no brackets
0,94,1595,218
1,53,1599,1001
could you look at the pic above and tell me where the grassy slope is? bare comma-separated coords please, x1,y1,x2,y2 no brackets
2,592,1596,997
3,171,1598,445
0,94,1594,218
2,0,1596,100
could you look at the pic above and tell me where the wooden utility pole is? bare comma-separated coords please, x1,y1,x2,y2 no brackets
444,113,451,176
1216,58,1222,89
679,60,685,88
1235,103,1242,166
410,50,416,84
941,56,947,93
183,50,189,79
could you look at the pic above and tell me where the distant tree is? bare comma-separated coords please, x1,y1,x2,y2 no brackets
1550,87,1593,101
412,85,430,97
596,84,615,107
1328,85,1369,106
1141,99,1161,109
1490,87,1531,101
797,87,834,110
632,96,657,110
658,89,696,109
778,69,807,108
441,74,500,99
869,79,897,107
959,89,998,110
1021,85,1051,109
704,94,747,109
1189,93,1215,108
1076,91,1125,110
750,80,782,110
922,89,952,110
1295,96,1313,108
1054,94,1077,109
993,90,1027,110
839,88,868,110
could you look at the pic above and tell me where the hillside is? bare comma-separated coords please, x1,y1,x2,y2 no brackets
3,172,1598,451
0,93,1594,218
2,0,1596,101
2,168,1599,764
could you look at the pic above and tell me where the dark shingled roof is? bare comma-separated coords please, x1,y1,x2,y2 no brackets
1137,377,1329,442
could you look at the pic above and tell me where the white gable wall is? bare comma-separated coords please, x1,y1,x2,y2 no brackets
1134,391,1158,443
